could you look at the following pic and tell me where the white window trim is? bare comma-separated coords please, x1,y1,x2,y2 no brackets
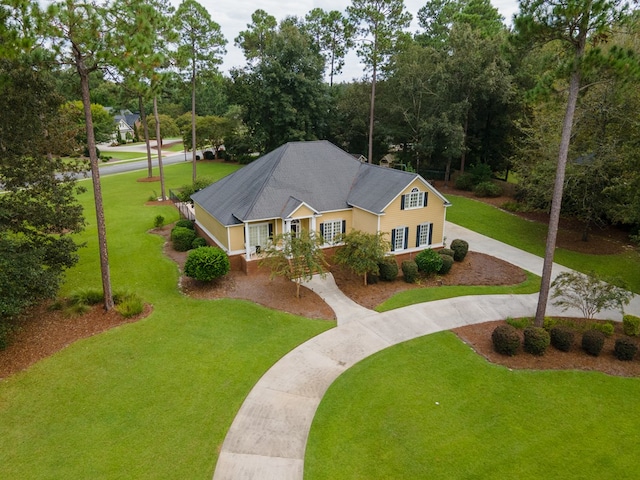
322,219,343,246
248,222,270,250
417,222,431,247
394,226,407,252
405,187,424,210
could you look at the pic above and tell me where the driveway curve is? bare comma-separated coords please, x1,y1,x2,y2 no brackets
213,222,639,480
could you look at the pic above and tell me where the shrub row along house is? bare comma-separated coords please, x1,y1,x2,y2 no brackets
191,140,451,272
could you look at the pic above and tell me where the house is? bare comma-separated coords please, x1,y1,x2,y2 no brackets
191,140,451,273
112,109,140,143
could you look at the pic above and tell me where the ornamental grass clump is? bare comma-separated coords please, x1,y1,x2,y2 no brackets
184,247,230,282
523,326,550,355
415,249,443,275
614,338,638,361
491,324,520,356
582,329,605,357
623,314,640,336
550,326,574,352
450,239,469,261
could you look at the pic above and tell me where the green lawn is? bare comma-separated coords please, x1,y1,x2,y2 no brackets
376,271,540,312
446,195,640,293
102,150,152,161
0,162,334,479
305,332,640,479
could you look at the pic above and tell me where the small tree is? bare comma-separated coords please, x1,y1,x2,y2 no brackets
550,271,633,319
333,230,389,285
261,230,327,298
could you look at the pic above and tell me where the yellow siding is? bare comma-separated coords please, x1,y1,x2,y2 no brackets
379,178,446,248
194,204,229,250
316,210,351,235
229,225,245,251
351,207,378,234
290,204,315,218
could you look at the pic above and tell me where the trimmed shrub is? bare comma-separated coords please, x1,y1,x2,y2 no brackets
523,326,550,355
378,258,399,282
191,237,208,249
184,247,230,281
454,173,475,191
401,260,418,283
450,239,469,261
171,226,197,252
473,181,503,198
550,326,574,352
582,330,605,356
439,248,455,258
590,321,614,337
623,314,640,336
438,254,454,274
154,215,165,228
614,338,638,361
175,219,195,230
491,324,520,356
415,248,443,275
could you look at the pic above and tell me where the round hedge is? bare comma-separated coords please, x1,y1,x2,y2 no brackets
184,247,230,281
401,260,418,283
171,226,197,252
582,330,605,357
491,324,520,356
614,338,638,361
175,219,195,230
438,254,454,274
191,237,208,249
550,326,574,352
523,326,550,356
378,258,399,281
415,248,443,274
450,239,469,261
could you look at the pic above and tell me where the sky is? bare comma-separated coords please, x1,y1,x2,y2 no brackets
169,0,521,82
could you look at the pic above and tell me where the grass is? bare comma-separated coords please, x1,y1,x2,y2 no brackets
375,271,540,312
446,195,640,293
305,332,640,479
0,162,334,479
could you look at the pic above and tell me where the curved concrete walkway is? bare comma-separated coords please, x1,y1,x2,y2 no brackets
213,222,640,480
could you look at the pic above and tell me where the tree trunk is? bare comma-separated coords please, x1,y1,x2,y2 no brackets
139,95,153,178
191,57,197,183
460,109,469,173
77,60,114,311
153,96,166,201
368,45,377,164
534,67,582,327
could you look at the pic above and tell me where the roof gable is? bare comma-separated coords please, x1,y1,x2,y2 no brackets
192,141,449,225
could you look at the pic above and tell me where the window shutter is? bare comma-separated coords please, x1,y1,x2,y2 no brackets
428,223,433,245
319,223,324,237
400,195,405,210
416,225,421,247
403,227,409,250
391,228,396,251
268,223,273,238
341,220,346,234
423,192,428,207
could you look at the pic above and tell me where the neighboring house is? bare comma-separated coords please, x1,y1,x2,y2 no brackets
191,140,451,273
112,109,140,143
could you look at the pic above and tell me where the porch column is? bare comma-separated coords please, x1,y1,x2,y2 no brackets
284,219,291,234
310,215,317,233
244,222,251,261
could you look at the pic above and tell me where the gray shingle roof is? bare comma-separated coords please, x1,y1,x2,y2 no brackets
192,140,448,226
